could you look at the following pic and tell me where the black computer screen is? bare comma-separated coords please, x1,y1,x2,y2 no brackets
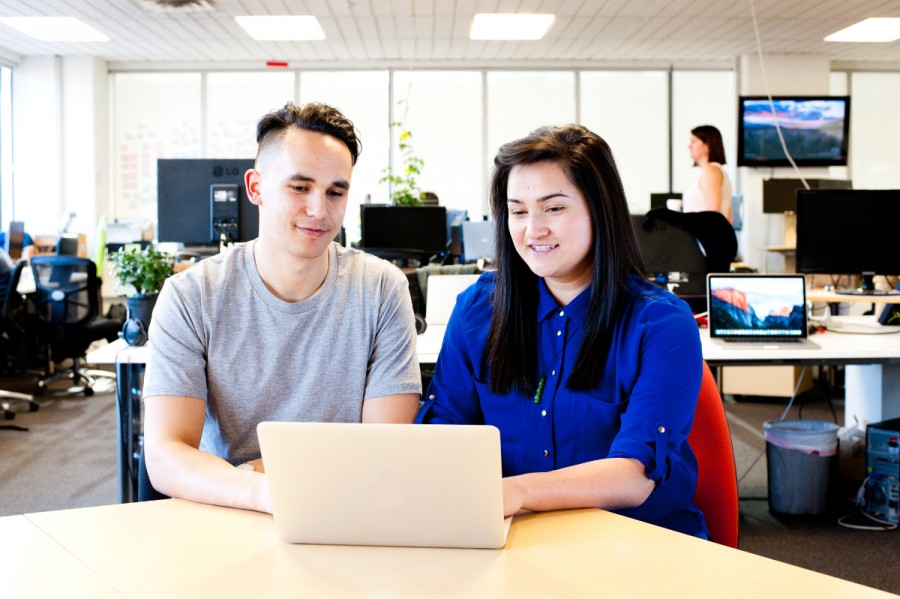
796,189,900,294
360,205,448,253
157,159,257,245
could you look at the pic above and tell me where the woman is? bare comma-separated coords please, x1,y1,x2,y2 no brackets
685,125,733,223
416,125,708,538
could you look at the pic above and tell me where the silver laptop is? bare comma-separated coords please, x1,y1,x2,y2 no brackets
707,273,819,349
257,421,510,549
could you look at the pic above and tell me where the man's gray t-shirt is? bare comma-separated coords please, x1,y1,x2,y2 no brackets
143,241,422,463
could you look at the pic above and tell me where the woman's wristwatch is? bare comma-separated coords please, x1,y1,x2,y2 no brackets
236,462,255,472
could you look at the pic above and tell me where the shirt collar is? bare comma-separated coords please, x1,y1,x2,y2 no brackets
537,278,591,326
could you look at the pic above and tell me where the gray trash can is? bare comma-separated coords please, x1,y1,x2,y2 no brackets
763,419,839,515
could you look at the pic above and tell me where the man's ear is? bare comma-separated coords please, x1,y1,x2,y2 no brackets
245,168,263,206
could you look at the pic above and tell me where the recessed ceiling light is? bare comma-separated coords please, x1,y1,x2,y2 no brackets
235,15,325,41
0,17,109,42
825,18,900,42
469,13,555,41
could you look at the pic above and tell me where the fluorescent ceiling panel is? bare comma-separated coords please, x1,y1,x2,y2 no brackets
470,13,555,41
0,17,109,42
825,18,900,42
235,15,325,41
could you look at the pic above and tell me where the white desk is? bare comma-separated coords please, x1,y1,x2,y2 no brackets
700,328,900,424
0,515,123,598
20,499,894,598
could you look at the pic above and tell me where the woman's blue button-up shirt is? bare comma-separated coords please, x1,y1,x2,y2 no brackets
416,272,707,538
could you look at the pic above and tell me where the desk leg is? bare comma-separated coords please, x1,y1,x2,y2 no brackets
845,364,900,425
115,361,145,504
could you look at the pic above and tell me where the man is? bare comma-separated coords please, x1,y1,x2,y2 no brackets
142,102,421,513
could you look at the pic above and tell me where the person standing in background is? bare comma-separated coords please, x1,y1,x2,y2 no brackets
684,125,733,223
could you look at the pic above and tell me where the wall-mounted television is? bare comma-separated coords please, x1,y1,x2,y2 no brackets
737,96,850,167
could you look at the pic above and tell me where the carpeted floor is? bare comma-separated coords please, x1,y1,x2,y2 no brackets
1,369,897,594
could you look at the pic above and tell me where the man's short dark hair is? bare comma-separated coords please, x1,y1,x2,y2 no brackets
256,101,361,165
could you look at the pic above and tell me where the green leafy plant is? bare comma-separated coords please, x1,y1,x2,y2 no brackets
108,245,174,297
380,122,425,206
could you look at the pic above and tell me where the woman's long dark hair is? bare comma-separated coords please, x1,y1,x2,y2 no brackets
486,125,646,395
691,125,727,165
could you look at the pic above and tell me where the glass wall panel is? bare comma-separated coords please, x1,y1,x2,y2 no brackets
580,71,668,214
0,66,11,227
391,71,483,220
486,71,576,204
206,71,295,159
847,73,900,189
300,71,389,243
111,73,202,221
671,70,735,195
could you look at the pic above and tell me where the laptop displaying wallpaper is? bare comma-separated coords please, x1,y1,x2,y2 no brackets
707,274,819,349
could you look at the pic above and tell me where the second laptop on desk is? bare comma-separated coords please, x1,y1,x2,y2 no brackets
707,273,819,349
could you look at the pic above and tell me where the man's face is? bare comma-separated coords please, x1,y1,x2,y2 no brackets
247,127,353,260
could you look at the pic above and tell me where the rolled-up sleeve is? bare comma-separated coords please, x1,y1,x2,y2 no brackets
607,300,702,484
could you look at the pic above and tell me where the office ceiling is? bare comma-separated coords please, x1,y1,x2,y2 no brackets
0,0,899,67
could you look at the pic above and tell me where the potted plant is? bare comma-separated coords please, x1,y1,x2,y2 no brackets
380,121,426,206
108,245,174,329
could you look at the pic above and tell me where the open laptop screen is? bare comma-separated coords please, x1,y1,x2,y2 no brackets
708,274,809,340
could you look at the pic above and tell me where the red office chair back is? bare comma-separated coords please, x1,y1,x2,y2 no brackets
688,361,739,548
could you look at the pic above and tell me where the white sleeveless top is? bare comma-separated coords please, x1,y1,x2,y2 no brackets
683,163,733,220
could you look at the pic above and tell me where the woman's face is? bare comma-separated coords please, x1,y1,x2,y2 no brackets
506,160,594,300
688,134,709,163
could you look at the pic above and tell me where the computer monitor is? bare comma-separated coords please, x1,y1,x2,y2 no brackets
762,178,852,214
359,205,448,259
6,221,25,261
157,159,257,247
460,220,495,264
795,189,900,295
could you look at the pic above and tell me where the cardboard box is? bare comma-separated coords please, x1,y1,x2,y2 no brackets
721,365,814,397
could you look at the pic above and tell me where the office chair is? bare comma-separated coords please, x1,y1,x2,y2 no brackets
0,260,39,421
632,212,709,307
30,256,121,397
644,208,738,274
137,445,169,501
688,361,739,548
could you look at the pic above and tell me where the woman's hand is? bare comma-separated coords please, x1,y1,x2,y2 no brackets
502,476,525,516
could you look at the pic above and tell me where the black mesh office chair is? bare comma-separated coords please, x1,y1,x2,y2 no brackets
0,260,39,421
30,256,121,396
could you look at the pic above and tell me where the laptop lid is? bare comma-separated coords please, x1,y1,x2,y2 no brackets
707,273,813,343
258,422,509,549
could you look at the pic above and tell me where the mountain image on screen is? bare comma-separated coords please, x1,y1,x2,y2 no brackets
742,100,846,162
710,288,804,331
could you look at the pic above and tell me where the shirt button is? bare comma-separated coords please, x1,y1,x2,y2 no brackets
543,450,549,457
551,370,556,376
429,394,434,400
557,330,562,336
559,310,565,317
541,410,547,417
658,426,666,434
